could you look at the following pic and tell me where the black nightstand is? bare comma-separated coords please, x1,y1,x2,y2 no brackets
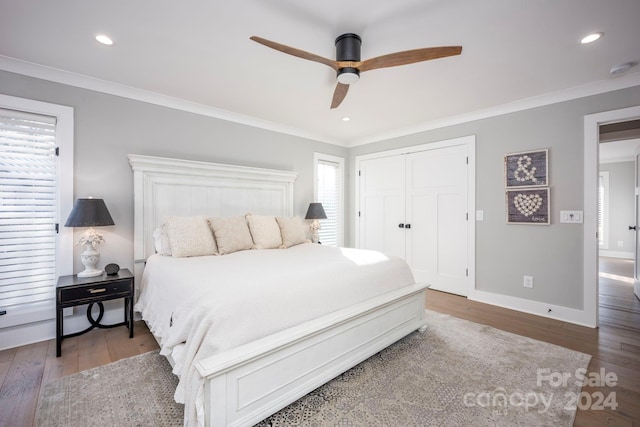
56,268,134,357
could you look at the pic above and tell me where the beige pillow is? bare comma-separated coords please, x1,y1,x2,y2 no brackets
246,214,282,249
276,216,309,248
208,216,254,255
164,216,217,257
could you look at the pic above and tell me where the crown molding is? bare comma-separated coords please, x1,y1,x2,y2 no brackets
347,71,640,147
2,55,639,149
0,55,343,146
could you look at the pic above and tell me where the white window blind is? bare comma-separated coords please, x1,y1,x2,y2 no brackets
598,171,609,249
0,108,58,318
316,155,344,247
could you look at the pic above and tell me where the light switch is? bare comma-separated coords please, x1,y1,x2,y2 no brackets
560,211,583,223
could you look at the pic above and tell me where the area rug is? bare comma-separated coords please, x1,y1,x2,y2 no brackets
36,310,591,426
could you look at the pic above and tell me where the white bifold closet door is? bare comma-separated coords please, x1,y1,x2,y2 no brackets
359,144,468,296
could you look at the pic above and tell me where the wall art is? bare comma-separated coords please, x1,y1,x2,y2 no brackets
506,187,550,225
504,149,548,188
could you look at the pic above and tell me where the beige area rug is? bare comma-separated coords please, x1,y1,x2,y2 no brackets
36,311,591,426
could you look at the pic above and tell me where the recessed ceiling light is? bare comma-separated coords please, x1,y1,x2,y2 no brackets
342,117,351,122
95,34,114,46
580,32,603,44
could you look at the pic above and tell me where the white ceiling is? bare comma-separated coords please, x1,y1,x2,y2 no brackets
1,0,639,146
600,138,640,163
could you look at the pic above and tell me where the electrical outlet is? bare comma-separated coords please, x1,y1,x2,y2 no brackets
618,241,624,248
523,275,534,288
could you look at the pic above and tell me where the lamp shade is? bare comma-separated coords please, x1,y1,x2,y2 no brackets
64,198,115,227
305,202,327,220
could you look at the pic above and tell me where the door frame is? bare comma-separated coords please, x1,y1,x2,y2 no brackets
584,105,640,327
354,134,476,295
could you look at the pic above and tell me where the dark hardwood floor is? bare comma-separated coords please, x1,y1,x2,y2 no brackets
0,259,638,426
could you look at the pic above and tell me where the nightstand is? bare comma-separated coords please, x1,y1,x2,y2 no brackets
56,268,134,357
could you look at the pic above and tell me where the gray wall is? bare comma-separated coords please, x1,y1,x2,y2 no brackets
2,67,640,319
349,85,640,310
0,70,348,274
599,161,634,254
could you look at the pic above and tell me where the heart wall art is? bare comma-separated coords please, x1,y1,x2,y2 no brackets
506,188,550,225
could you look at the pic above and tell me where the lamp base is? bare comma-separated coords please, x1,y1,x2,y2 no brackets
77,267,103,278
79,243,102,277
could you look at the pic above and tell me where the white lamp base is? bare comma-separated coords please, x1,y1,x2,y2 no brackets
79,244,103,277
78,267,103,278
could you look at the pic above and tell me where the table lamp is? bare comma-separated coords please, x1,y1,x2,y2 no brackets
64,198,115,277
305,202,327,244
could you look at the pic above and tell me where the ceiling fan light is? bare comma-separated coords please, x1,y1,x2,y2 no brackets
337,67,360,84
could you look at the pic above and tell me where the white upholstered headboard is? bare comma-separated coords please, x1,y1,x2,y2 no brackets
128,154,298,280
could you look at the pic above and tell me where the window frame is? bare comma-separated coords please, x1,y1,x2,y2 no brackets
313,152,345,247
0,94,74,328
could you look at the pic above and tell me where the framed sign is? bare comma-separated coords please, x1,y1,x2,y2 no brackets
504,149,548,188
506,188,550,225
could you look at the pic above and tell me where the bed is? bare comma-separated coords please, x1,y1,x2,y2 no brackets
129,154,429,427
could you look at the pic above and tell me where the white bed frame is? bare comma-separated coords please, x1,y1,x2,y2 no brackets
129,154,428,427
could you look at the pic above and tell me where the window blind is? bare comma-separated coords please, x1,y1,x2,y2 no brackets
317,159,342,246
0,108,58,317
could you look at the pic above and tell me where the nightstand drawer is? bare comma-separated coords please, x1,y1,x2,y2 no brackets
60,279,132,304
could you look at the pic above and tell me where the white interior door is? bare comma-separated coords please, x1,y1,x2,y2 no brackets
406,145,468,295
358,155,406,258
634,150,640,300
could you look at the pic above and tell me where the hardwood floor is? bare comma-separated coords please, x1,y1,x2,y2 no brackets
1,261,638,426
0,321,159,427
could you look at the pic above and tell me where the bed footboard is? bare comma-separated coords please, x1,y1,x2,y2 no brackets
195,283,428,427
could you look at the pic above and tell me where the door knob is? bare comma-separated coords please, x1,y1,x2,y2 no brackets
629,225,638,231
405,224,411,229
398,223,405,228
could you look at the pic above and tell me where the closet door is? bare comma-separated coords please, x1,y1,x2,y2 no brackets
358,155,406,258
405,145,468,295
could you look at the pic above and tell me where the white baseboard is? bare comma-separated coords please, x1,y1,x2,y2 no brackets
467,288,596,328
599,250,633,260
0,301,129,351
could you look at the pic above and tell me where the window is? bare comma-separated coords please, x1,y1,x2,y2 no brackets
0,95,73,328
314,153,344,247
598,171,609,250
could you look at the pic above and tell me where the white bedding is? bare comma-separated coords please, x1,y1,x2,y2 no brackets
134,243,416,426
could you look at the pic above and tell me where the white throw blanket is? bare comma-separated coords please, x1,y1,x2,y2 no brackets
135,243,415,426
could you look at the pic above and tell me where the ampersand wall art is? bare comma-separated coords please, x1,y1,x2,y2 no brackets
504,149,550,225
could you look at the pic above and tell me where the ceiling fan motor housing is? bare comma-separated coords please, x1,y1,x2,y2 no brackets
335,33,361,84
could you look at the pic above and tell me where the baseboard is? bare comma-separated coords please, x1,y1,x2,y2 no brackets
467,289,596,328
599,250,633,259
0,301,129,351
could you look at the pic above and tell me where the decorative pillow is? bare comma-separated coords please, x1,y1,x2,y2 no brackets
152,226,172,256
246,214,282,249
276,216,309,248
163,216,217,258
208,216,254,255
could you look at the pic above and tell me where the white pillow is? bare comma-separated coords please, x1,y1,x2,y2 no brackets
152,226,172,256
246,214,282,249
276,216,309,248
164,216,218,258
208,216,254,255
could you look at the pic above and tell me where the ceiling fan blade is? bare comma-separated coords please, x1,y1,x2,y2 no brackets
330,83,349,109
250,36,339,71
358,46,462,72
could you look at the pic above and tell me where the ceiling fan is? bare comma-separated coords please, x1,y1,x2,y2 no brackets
250,33,462,109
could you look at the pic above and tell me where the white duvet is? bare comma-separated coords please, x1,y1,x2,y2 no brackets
135,243,415,426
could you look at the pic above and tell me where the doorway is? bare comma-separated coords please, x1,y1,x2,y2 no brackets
585,105,640,327
598,127,640,328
